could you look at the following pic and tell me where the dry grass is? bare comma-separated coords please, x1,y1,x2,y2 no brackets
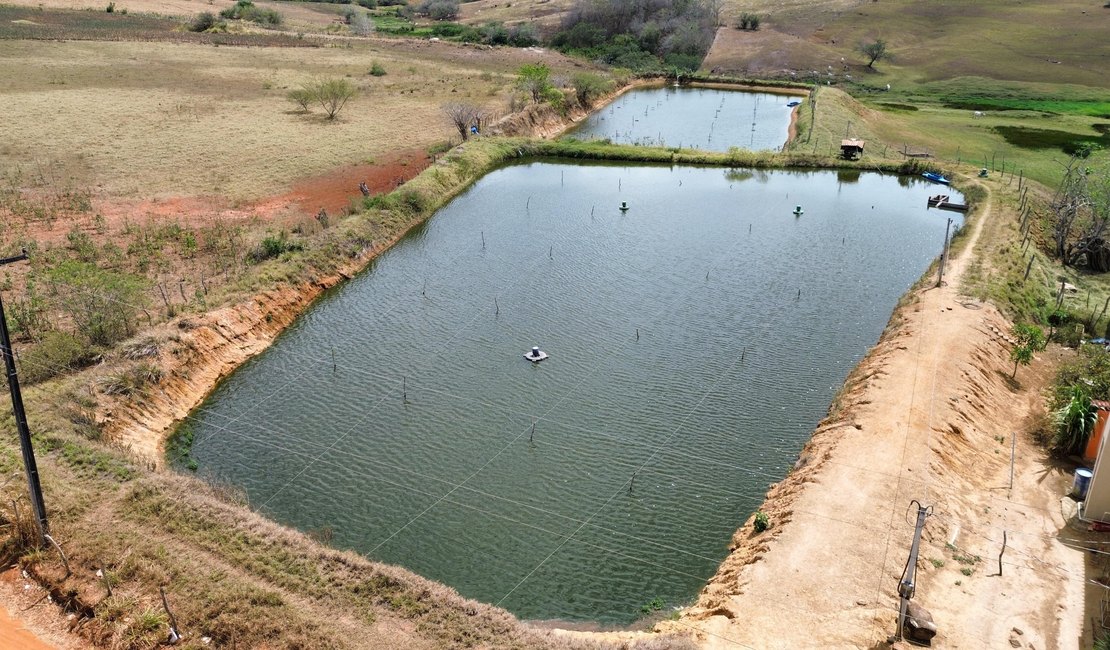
0,34,583,201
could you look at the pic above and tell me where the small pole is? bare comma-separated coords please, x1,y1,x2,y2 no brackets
741,347,746,362
422,280,427,297
526,196,531,211
530,421,535,443
635,328,639,341
628,473,635,494
1009,432,1016,496
749,223,752,234
796,288,801,301
332,348,337,375
549,246,553,260
160,586,181,644
998,531,1007,576
495,297,499,316
591,205,595,219
0,250,48,542
706,270,710,281
936,218,953,287
1023,256,1035,283
402,376,407,402
481,230,485,250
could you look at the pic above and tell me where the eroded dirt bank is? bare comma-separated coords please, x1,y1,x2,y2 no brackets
663,184,1085,648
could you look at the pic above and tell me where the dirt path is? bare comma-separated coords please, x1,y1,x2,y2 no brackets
666,182,1086,648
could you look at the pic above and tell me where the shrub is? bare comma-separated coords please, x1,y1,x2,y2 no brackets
288,86,315,112
18,331,95,384
507,22,539,47
248,231,304,263
571,72,613,107
415,0,459,20
349,12,373,35
188,11,219,32
753,510,770,532
105,2,115,12
46,261,148,347
737,13,760,30
369,62,387,76
220,0,283,26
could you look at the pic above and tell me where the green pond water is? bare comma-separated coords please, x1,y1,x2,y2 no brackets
185,161,962,625
566,86,797,151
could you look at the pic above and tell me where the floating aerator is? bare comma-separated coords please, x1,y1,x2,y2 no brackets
524,346,549,363
793,205,804,216
619,201,629,212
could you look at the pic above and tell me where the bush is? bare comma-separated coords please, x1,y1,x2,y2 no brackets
18,331,96,384
507,22,539,47
369,62,387,76
220,0,283,26
349,11,373,35
753,510,770,532
571,72,613,107
287,86,315,112
737,12,760,30
105,2,114,12
415,0,459,20
46,261,148,347
188,11,220,32
248,231,304,263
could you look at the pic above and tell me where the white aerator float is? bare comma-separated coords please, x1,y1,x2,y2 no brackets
524,346,548,363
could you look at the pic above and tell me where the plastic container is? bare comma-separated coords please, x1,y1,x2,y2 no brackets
1074,468,1094,500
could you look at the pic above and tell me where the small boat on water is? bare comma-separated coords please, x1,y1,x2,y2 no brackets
786,101,801,107
922,171,951,185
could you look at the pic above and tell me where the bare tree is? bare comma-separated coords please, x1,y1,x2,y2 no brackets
442,103,484,141
857,38,891,68
1052,160,1110,269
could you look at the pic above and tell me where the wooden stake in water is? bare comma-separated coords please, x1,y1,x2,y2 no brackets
749,223,752,234
636,328,639,341
403,376,407,402
495,297,499,316
526,196,531,211
422,280,427,297
530,421,535,443
628,473,636,494
549,246,553,260
481,230,485,250
741,347,746,362
796,288,801,301
332,348,337,375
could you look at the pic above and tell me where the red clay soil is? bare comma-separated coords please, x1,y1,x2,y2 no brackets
85,147,432,238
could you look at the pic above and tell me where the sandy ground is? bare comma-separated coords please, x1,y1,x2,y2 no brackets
664,186,1087,648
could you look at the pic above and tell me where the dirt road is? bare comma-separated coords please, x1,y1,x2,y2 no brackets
668,184,1086,648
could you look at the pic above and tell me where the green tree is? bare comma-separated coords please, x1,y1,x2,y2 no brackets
1054,385,1098,455
857,38,891,68
1010,323,1046,378
570,72,613,108
46,261,148,347
314,78,357,120
515,64,554,105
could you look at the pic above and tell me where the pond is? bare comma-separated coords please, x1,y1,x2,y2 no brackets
565,86,798,152
184,161,962,625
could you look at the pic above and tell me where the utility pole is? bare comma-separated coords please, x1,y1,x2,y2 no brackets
895,500,932,641
0,250,49,542
936,218,953,287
